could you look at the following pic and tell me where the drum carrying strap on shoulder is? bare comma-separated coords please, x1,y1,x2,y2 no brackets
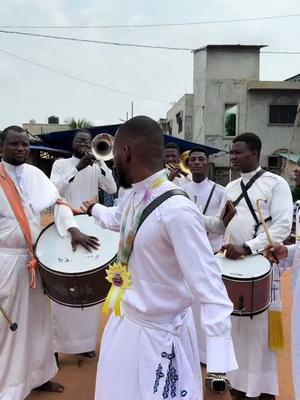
232,169,272,237
203,183,217,215
136,188,189,234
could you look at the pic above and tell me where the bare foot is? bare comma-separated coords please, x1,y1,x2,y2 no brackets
34,381,64,393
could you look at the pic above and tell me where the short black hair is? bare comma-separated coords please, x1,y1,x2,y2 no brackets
232,132,262,157
74,129,92,139
189,146,209,159
1,125,27,144
116,115,164,165
164,142,180,153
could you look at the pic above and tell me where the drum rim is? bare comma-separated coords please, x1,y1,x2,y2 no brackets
222,265,272,282
231,300,271,317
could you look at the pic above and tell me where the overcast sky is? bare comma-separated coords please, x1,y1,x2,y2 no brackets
0,0,299,129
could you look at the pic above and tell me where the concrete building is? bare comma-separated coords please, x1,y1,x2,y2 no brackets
23,116,69,136
166,44,300,183
166,94,194,140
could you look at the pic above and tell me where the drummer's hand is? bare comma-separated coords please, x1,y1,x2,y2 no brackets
80,200,97,216
204,389,232,400
221,243,249,259
68,227,100,252
264,244,287,263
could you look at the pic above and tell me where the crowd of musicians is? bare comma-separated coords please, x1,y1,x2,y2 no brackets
0,117,300,400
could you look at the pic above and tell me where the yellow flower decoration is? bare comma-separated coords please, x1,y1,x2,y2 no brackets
103,262,132,317
105,262,132,289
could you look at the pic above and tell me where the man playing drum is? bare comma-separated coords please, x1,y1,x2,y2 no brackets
204,132,293,399
50,129,117,359
82,116,237,400
0,126,99,399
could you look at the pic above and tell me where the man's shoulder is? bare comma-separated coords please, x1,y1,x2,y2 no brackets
24,163,45,174
52,157,72,166
209,180,225,191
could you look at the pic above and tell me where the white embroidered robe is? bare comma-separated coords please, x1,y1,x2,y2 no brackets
91,171,237,400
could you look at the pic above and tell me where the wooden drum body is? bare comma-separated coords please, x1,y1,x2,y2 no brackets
216,253,272,318
35,215,120,308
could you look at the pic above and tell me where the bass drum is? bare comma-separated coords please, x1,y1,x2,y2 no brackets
216,253,272,317
35,214,120,308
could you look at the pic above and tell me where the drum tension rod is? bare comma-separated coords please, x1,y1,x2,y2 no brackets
0,303,18,332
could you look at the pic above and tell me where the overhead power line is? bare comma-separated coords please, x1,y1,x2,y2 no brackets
0,29,192,51
1,29,300,54
0,13,300,29
0,47,172,104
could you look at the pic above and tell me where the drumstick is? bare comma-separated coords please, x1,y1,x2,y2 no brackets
0,303,18,332
256,199,273,246
223,233,232,257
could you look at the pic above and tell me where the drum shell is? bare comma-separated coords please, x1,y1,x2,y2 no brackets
39,260,114,308
222,268,272,317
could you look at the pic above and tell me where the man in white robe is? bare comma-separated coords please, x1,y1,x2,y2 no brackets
0,126,99,400
204,133,293,399
164,142,192,187
50,129,117,357
82,116,237,400
184,147,225,366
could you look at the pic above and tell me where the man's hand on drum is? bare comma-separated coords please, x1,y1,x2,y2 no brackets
221,243,249,259
264,244,287,263
68,227,100,252
80,200,97,216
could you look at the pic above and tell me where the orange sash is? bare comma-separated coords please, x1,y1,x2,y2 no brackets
0,163,37,288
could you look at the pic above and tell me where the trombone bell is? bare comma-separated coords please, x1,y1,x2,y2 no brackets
91,133,114,161
179,150,191,175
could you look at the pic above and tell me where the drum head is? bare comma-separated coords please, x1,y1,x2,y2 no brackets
36,214,119,274
216,253,271,280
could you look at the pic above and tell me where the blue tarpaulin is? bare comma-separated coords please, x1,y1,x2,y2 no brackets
37,124,222,155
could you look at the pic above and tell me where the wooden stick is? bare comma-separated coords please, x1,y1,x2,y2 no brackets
0,303,18,332
223,233,232,257
256,199,273,246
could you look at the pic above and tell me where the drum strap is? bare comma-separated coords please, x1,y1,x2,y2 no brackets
203,183,217,215
234,170,272,238
136,188,189,235
0,163,37,288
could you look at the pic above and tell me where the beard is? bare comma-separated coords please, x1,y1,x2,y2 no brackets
115,164,132,189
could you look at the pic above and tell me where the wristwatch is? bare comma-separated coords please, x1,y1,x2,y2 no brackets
242,243,252,255
205,373,232,393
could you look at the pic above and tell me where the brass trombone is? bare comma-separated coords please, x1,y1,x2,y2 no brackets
82,133,114,162
166,150,191,176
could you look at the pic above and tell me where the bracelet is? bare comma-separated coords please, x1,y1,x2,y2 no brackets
206,373,232,389
86,202,96,217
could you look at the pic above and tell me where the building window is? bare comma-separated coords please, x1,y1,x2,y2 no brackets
176,112,183,133
224,104,238,137
167,121,173,136
268,155,281,169
269,105,297,124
